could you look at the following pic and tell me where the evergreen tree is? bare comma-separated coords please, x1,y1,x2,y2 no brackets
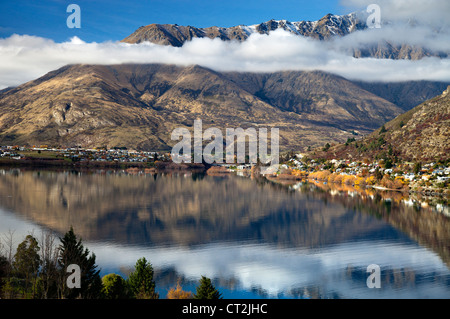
375,167,383,181
194,276,222,299
58,227,102,299
384,158,393,169
127,257,158,299
413,162,422,175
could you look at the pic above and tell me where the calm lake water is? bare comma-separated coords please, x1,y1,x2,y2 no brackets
0,168,449,299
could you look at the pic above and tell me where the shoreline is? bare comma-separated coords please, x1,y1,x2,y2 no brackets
0,158,207,171
0,159,448,198
270,175,449,198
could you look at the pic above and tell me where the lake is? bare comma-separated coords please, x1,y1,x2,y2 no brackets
0,168,449,299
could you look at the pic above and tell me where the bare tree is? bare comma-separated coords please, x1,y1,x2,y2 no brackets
1,229,15,279
38,230,60,299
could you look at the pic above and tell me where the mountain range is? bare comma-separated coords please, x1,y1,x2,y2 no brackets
1,11,449,155
0,63,447,152
121,13,448,60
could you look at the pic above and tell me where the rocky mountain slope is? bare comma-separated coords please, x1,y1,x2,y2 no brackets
313,86,450,162
355,81,450,112
0,64,395,151
122,13,363,46
380,86,450,161
0,63,446,152
122,13,446,60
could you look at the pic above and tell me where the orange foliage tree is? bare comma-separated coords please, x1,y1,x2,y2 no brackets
166,281,193,299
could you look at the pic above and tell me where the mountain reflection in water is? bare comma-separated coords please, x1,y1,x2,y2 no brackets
0,168,449,298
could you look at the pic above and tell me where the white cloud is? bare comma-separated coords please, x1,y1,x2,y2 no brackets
341,0,450,28
0,23,450,89
333,24,450,53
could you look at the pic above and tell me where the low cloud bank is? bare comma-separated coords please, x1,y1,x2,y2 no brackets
1,7,450,88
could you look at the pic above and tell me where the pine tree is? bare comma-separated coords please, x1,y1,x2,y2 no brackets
375,167,383,181
194,276,222,299
58,227,102,299
127,257,158,299
413,162,422,175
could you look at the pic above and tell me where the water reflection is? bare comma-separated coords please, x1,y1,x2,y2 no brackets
0,168,449,298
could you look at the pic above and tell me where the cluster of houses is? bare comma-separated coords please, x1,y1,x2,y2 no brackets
0,145,169,163
0,145,30,160
287,154,450,183
285,154,449,216
1,146,449,185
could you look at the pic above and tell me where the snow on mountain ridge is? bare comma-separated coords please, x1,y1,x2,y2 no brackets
122,12,367,47
237,12,364,38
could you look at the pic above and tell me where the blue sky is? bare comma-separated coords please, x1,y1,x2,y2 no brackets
1,0,449,88
0,0,346,42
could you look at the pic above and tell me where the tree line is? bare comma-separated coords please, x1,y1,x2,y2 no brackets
0,227,222,299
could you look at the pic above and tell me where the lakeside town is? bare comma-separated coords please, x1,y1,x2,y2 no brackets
1,144,449,194
0,144,449,299
0,145,166,164
284,154,450,190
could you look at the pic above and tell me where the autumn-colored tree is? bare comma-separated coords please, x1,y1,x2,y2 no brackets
167,281,193,299
354,176,367,187
333,174,344,184
365,176,376,186
380,175,405,190
360,168,369,177
327,173,337,183
343,175,356,185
